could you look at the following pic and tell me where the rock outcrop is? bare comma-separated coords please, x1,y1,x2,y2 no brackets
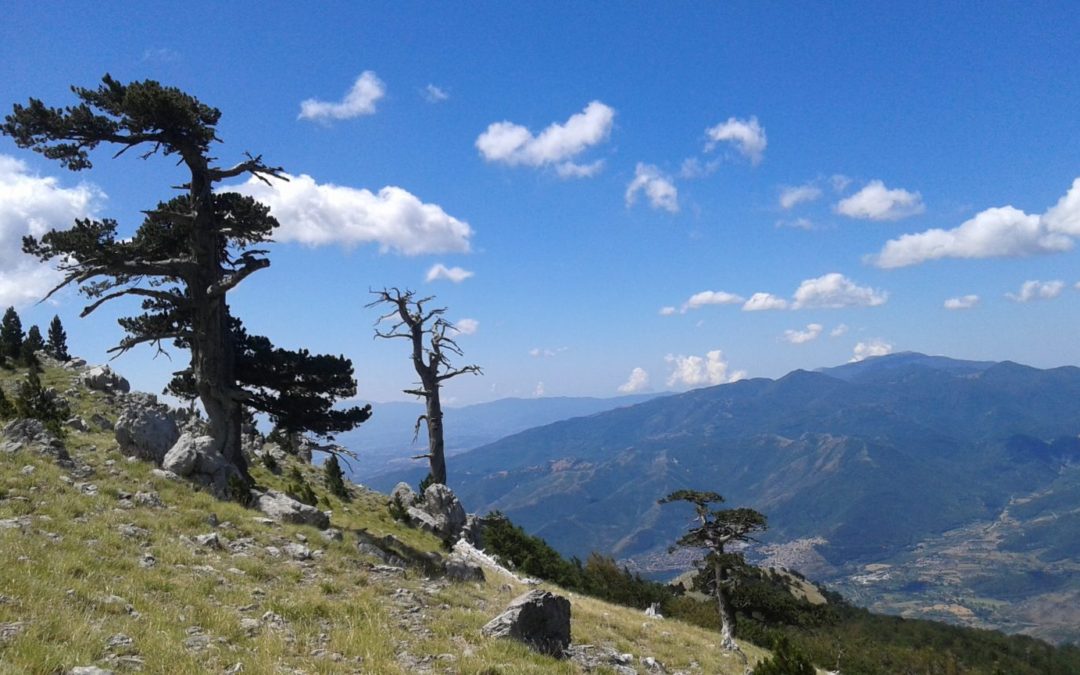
114,393,181,463
406,483,467,543
251,489,330,529
0,418,71,464
77,365,130,394
482,589,571,658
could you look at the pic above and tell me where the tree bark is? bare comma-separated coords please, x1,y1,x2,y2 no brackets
424,392,447,485
186,155,248,483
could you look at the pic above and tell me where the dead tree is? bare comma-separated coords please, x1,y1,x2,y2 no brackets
369,288,480,485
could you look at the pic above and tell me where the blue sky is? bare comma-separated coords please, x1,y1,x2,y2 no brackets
2,3,1079,406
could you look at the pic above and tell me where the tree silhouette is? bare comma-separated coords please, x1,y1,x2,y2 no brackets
660,489,767,666
5,76,369,485
46,315,70,361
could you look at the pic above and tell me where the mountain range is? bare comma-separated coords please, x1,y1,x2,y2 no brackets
342,392,660,481
373,352,1080,642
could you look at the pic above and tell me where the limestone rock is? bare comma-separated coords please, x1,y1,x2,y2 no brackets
252,489,329,529
482,589,571,658
407,483,467,543
0,418,70,463
77,365,130,394
162,433,215,477
445,553,486,582
114,394,180,464
391,481,417,507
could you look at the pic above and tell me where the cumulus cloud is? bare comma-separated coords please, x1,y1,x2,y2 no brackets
618,367,650,394
423,84,449,103
779,184,823,210
682,290,743,312
830,324,849,337
1006,280,1065,303
425,263,473,283
742,292,789,312
705,116,766,165
665,350,746,388
872,179,1080,268
792,273,887,309
783,323,824,344
0,155,103,306
299,71,385,122
835,180,924,221
851,339,893,362
626,163,678,213
944,294,980,310
232,173,472,255
475,101,614,177
451,318,479,335
659,306,678,316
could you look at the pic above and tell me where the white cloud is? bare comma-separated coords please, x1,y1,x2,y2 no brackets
452,318,479,335
534,381,545,397
835,180,925,221
665,350,746,388
618,367,650,394
529,347,566,358
626,163,678,213
851,339,893,362
783,323,824,344
555,160,605,179
792,273,887,309
742,292,789,312
475,101,614,177
944,294,980,310
830,174,853,192
705,116,766,165
232,173,472,255
659,306,678,316
1006,280,1065,303
679,157,720,179
779,184,823,210
775,217,816,230
830,324,849,337
423,84,449,103
683,290,743,312
425,263,473,284
0,155,103,307
872,179,1080,268
299,71,385,122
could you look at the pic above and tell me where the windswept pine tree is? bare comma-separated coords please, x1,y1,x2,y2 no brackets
46,315,70,361
21,325,45,369
4,76,371,484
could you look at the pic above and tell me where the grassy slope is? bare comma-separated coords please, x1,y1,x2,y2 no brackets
0,364,770,674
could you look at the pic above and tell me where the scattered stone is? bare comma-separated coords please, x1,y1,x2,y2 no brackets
150,468,180,481
207,513,219,527
195,533,223,550
391,481,416,507
133,491,163,508
65,357,87,369
139,553,156,568
66,417,89,432
0,621,26,642
283,543,312,561
240,617,260,636
251,489,329,529
264,546,282,558
0,517,32,530
261,611,288,631
105,633,134,651
69,667,115,675
482,589,571,658
76,482,98,496
645,602,664,619
320,528,343,543
78,365,130,394
20,465,34,475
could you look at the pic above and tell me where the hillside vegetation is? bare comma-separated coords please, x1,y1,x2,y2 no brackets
0,361,770,674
